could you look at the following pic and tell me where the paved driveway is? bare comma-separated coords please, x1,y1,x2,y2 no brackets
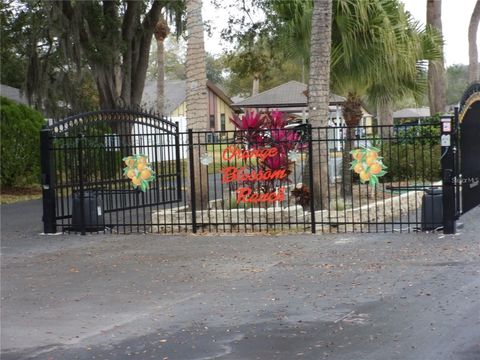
1,201,479,360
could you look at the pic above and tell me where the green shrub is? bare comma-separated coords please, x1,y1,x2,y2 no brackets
374,122,441,183
53,123,123,183
0,97,45,187
382,143,441,182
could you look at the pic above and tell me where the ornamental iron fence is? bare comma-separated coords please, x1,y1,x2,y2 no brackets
41,109,449,234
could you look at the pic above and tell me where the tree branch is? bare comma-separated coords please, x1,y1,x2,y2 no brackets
122,1,140,41
142,0,163,30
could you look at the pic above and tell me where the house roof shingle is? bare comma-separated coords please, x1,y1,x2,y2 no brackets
0,84,28,105
142,79,232,115
392,107,430,119
142,80,187,115
232,80,346,108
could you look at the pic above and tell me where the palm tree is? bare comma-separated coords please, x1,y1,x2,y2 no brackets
469,0,480,82
270,0,442,203
307,0,332,210
186,0,209,210
368,6,442,129
154,17,170,115
427,0,447,115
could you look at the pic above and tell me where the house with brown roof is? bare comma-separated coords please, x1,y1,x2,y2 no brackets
232,80,373,128
142,80,236,131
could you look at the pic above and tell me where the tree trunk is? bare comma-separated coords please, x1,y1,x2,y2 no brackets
469,0,480,83
377,99,394,139
156,40,166,114
341,127,356,202
308,0,332,211
252,74,260,96
427,0,447,115
154,18,170,115
341,93,363,204
186,0,209,211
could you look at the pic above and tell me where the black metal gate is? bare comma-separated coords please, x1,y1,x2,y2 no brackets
41,110,447,235
458,83,480,214
41,109,183,234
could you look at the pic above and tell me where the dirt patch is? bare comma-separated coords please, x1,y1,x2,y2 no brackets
1,186,42,196
1,186,42,204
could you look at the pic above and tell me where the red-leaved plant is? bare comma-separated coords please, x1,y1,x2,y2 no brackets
228,110,308,206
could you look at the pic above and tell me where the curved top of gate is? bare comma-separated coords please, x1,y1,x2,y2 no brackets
45,108,178,135
459,82,480,123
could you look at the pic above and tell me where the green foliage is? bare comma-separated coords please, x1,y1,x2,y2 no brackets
394,64,471,109
147,37,187,81
12,0,185,113
53,122,123,183
217,0,442,106
394,117,441,145
224,56,304,97
382,143,441,183
0,97,45,187
381,122,441,182
446,64,469,105
1,1,100,117
0,2,27,88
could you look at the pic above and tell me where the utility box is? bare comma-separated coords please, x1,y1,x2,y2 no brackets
421,188,443,231
72,191,105,232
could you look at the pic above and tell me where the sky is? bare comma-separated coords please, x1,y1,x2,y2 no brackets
202,0,479,67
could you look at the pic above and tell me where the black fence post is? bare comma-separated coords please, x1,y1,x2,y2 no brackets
453,108,461,220
188,129,197,233
307,125,316,233
40,128,57,234
441,115,457,234
77,133,86,235
175,122,182,201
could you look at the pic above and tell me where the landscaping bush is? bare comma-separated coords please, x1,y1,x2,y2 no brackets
53,123,124,184
0,97,45,187
382,143,441,182
373,121,442,183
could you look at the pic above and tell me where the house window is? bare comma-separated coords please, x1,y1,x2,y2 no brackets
220,113,226,131
104,133,120,151
209,115,215,130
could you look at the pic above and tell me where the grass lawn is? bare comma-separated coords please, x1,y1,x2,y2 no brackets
206,143,259,173
1,186,42,204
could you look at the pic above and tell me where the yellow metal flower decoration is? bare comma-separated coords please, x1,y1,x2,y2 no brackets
123,154,155,192
350,146,387,187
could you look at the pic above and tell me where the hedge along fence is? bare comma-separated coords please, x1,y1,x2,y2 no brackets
0,97,45,187
380,121,442,183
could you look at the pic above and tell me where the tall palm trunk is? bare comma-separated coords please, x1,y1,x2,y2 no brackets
427,0,447,115
308,0,332,211
377,98,394,139
468,0,480,82
154,18,170,115
341,93,363,202
252,73,260,96
186,0,209,210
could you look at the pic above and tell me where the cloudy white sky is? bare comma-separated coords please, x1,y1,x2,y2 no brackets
202,0,479,66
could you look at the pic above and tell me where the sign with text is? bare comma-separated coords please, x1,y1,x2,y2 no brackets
219,145,286,204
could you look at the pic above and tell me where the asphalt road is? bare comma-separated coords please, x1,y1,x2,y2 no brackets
1,200,479,360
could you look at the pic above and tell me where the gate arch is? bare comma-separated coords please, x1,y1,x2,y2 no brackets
458,83,480,214
41,108,184,234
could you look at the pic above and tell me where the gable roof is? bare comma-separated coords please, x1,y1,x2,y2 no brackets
232,80,346,108
142,79,232,115
0,84,28,105
393,107,430,119
142,80,187,114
